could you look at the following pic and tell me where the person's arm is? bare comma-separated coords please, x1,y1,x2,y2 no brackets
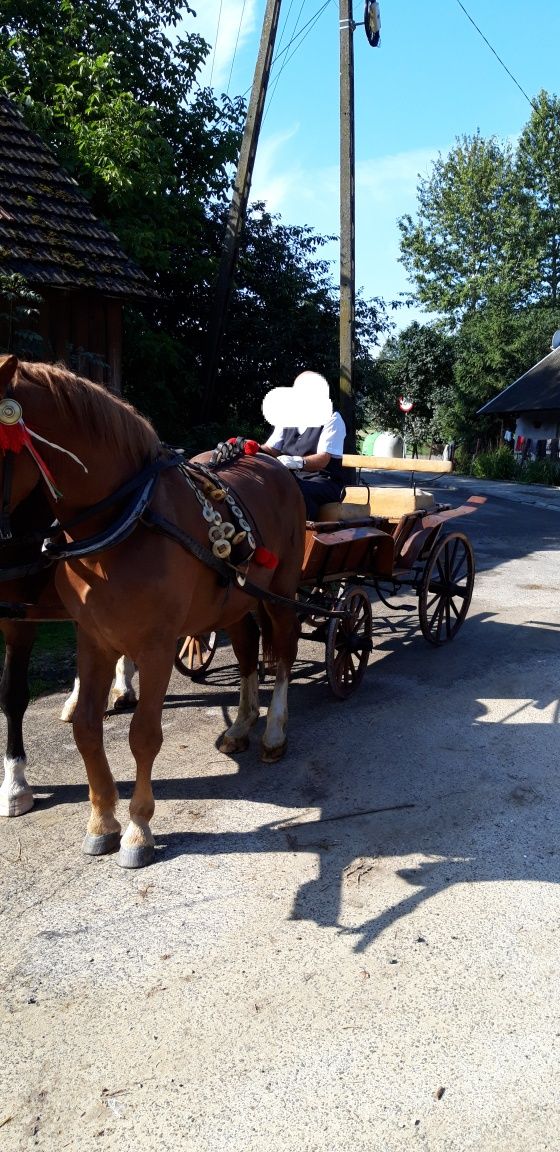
296,451,331,472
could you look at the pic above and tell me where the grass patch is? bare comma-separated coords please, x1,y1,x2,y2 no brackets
0,622,76,700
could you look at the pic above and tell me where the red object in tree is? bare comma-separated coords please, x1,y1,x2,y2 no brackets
398,397,414,414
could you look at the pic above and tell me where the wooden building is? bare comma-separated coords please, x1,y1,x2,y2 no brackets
478,344,560,460
0,95,150,390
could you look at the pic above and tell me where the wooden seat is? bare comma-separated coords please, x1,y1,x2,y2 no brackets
318,486,435,522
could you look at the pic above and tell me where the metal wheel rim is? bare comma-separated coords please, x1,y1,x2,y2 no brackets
174,631,218,678
325,588,373,699
418,532,474,646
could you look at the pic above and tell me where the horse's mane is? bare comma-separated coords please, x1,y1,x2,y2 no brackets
16,361,160,466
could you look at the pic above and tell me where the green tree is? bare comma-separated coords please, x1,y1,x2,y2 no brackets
184,203,391,444
517,90,560,308
398,132,535,322
365,322,456,447
452,305,558,446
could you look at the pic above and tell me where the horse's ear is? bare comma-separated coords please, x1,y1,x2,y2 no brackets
0,355,18,393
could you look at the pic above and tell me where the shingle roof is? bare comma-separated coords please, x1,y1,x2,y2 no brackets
0,95,150,298
478,347,560,415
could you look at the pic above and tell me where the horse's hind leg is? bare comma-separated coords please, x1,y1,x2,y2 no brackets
111,655,138,711
118,639,176,869
72,632,121,855
260,605,300,763
219,613,260,755
0,623,36,817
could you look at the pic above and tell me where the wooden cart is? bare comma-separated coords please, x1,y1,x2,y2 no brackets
176,455,480,698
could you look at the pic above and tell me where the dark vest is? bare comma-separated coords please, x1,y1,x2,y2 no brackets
278,426,344,485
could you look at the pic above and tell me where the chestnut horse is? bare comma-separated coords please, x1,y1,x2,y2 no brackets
0,356,305,867
0,488,137,817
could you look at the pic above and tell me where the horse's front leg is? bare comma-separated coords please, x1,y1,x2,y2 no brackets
72,632,121,855
118,640,176,869
219,614,260,755
0,623,36,817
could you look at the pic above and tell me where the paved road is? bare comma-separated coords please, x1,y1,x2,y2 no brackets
1,484,559,1151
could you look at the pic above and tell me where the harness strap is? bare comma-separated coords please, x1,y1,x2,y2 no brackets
0,451,13,540
48,454,181,537
42,474,160,560
141,508,337,616
0,556,54,582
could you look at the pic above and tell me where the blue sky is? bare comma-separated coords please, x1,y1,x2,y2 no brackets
184,1,560,335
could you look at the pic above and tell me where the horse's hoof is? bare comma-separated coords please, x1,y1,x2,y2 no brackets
218,734,250,755
82,831,121,856
112,692,138,712
0,789,34,817
260,739,287,763
117,843,155,869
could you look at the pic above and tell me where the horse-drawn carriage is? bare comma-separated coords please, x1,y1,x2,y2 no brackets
0,355,481,866
175,454,478,699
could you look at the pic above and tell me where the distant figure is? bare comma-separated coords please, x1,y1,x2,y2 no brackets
411,440,419,459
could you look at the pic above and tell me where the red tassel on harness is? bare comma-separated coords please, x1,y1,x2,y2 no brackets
0,422,27,453
227,437,260,456
254,546,278,569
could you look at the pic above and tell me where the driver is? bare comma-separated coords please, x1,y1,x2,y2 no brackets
261,371,346,520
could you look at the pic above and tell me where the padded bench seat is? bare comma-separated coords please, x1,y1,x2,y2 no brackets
317,485,435,522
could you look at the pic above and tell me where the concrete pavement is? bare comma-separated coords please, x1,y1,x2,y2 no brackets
1,491,559,1151
361,467,560,513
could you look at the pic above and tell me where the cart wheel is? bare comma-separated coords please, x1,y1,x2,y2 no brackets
174,631,218,678
325,587,373,699
418,531,475,646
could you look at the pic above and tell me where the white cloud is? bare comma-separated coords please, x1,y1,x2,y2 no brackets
250,137,442,329
184,1,258,90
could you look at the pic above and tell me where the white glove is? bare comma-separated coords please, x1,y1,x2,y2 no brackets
277,454,304,470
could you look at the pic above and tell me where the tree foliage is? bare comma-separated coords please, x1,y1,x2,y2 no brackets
1,0,391,444
366,322,456,445
396,93,560,447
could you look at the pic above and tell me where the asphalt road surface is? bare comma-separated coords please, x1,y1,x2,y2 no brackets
1,486,559,1151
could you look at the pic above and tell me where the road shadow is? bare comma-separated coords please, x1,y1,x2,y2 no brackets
25,609,560,954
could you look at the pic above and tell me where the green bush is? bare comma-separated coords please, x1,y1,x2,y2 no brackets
521,458,560,486
471,445,518,480
452,445,473,475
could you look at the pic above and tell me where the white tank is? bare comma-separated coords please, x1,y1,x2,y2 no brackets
373,432,403,458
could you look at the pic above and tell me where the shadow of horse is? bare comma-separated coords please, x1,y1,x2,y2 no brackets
25,607,560,954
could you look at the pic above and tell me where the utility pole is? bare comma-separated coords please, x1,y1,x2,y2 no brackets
202,0,283,419
339,0,356,452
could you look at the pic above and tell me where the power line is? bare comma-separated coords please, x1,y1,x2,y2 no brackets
263,0,334,120
226,0,248,95
209,0,225,88
454,0,538,113
240,0,333,101
275,0,298,56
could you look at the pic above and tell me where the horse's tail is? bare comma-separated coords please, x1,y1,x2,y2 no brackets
257,603,277,672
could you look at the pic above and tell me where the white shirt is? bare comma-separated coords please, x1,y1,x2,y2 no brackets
265,412,346,457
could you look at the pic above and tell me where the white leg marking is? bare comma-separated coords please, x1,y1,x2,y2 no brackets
121,819,154,850
226,672,260,740
0,756,33,817
111,656,138,708
60,676,80,722
263,666,289,752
